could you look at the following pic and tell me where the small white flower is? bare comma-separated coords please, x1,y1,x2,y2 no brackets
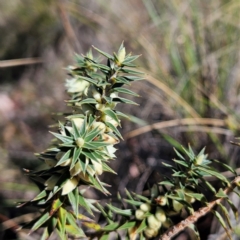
106,145,117,158
65,78,90,95
72,118,84,129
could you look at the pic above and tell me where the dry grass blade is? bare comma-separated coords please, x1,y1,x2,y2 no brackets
125,118,226,139
178,126,233,136
0,58,42,68
142,70,200,118
1,213,37,231
57,0,80,52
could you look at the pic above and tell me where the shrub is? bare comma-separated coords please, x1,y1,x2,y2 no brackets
18,44,240,240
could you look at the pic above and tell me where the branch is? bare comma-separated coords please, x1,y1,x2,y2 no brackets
159,176,240,240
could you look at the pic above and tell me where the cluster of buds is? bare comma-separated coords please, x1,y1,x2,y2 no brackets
156,190,196,213
41,114,119,196
134,203,172,238
132,190,196,238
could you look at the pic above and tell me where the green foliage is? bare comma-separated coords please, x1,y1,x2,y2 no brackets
18,44,143,239
93,146,239,239
18,45,240,240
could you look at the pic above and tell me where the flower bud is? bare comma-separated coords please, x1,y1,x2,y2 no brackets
65,79,90,95
101,114,113,122
110,92,118,98
155,195,167,206
92,89,102,102
91,121,106,134
92,161,103,175
62,177,78,195
147,214,161,229
128,227,138,240
78,172,90,182
144,227,158,238
70,161,82,177
117,47,126,64
108,102,117,109
72,118,84,129
135,209,145,220
76,137,85,148
155,207,166,223
102,133,119,145
108,119,119,127
185,189,196,203
106,145,117,158
60,158,71,167
87,165,95,176
195,154,204,165
96,103,106,111
172,200,183,212
140,203,151,212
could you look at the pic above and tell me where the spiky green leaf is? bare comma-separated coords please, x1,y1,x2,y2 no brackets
136,219,147,234
31,211,51,232
55,149,72,166
68,188,79,216
50,132,73,143
215,188,228,198
65,224,85,238
106,204,133,217
92,46,114,60
118,221,136,230
212,210,232,240
102,222,119,231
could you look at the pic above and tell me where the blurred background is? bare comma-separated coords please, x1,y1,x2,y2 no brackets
0,0,240,239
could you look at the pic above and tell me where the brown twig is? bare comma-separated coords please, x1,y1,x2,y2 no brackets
159,176,240,240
